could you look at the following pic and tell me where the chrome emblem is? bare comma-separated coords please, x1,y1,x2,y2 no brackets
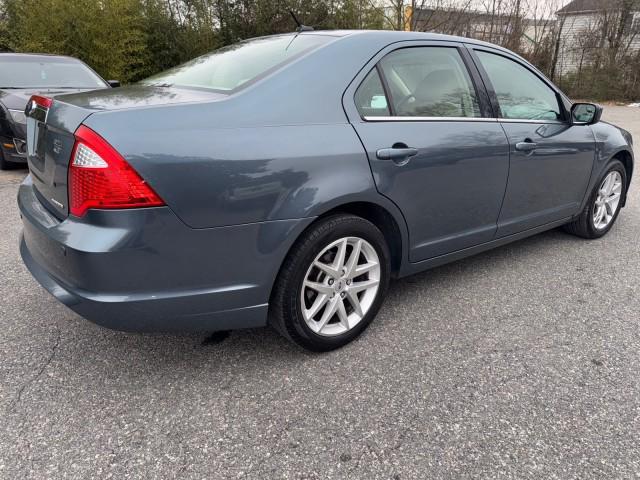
53,139,63,155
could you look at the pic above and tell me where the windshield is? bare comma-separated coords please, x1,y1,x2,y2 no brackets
140,34,332,92
0,59,107,89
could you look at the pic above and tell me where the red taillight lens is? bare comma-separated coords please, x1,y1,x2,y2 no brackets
69,126,164,217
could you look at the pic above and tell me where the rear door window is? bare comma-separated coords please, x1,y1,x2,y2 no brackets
377,47,481,118
354,68,390,117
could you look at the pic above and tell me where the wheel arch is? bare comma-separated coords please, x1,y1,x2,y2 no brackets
268,198,409,308
612,149,633,206
315,201,406,276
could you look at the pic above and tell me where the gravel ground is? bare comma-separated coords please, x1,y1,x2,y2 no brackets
0,106,639,479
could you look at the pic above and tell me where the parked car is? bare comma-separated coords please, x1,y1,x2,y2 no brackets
0,53,114,169
18,31,633,351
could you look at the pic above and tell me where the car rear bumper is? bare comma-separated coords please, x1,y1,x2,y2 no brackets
18,176,313,332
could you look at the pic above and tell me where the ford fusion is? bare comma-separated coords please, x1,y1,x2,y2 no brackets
0,53,112,169
18,31,633,351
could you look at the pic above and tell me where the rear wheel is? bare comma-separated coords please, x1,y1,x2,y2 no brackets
564,160,626,239
270,214,390,351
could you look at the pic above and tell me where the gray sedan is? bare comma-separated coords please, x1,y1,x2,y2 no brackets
18,30,634,351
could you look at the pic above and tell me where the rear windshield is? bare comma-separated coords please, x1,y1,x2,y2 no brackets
140,34,332,92
0,59,107,89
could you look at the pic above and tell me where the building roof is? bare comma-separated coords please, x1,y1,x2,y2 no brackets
557,0,640,15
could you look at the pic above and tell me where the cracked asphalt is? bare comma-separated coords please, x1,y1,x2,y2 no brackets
1,106,639,479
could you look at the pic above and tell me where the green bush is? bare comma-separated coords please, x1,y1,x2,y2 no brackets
559,54,640,102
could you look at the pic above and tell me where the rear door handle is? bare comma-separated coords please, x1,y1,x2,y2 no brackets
515,140,537,152
376,146,418,163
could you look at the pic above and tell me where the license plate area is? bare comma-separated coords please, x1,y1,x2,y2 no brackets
26,101,49,171
26,116,38,157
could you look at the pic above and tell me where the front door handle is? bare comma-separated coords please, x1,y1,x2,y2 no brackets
515,139,537,152
376,146,418,163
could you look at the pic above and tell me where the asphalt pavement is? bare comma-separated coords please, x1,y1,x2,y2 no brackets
1,106,639,479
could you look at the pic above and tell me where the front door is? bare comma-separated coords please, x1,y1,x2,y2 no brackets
471,49,595,237
349,44,510,262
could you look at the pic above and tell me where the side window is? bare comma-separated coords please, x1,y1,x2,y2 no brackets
355,68,390,117
378,47,481,118
476,51,562,121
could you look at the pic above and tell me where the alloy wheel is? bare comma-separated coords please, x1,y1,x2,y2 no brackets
593,171,623,230
300,236,381,336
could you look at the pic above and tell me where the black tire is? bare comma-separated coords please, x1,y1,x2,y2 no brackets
269,214,391,352
0,150,10,170
564,159,627,239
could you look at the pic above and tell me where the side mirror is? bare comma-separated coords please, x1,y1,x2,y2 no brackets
571,102,602,125
107,80,121,88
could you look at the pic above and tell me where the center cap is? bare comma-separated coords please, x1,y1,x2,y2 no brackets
335,280,344,292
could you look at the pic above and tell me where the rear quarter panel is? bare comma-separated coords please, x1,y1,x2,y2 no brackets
83,112,380,228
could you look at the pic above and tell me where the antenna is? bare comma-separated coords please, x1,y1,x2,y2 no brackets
288,10,314,32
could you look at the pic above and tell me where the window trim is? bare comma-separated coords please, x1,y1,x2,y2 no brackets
363,116,498,123
375,64,396,116
353,44,492,122
467,46,569,123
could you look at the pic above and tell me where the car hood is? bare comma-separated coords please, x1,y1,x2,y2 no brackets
53,85,227,111
0,87,104,110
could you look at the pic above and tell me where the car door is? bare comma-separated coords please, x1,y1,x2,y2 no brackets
346,42,510,262
470,47,596,237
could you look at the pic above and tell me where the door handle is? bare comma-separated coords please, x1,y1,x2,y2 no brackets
515,139,537,152
376,146,418,163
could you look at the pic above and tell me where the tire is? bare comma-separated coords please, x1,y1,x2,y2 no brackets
269,214,391,352
0,150,10,170
564,159,627,239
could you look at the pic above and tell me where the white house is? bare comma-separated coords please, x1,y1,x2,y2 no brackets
556,0,640,74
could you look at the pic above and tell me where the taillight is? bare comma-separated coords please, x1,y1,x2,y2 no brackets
69,125,164,216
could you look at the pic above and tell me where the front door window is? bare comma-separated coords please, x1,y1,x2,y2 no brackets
476,51,562,121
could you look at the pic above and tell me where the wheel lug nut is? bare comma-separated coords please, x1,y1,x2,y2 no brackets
341,292,345,298
328,279,334,285
346,279,351,285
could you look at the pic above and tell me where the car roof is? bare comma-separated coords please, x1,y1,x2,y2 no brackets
299,29,512,52
0,52,84,63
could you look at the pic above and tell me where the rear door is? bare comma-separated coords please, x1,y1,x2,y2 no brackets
345,41,510,262
469,47,595,237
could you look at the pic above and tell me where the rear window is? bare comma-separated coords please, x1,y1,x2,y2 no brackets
0,59,107,89
140,34,332,92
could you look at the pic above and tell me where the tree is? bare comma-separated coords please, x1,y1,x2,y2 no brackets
6,0,150,82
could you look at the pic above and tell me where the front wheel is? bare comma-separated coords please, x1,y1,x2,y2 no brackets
564,159,627,239
0,150,10,170
270,214,391,351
